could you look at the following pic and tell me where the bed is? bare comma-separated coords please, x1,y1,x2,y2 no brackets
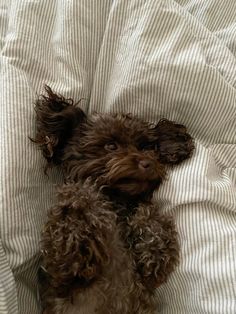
0,0,235,313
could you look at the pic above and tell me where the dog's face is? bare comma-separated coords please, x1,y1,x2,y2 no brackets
34,86,194,200
64,114,166,197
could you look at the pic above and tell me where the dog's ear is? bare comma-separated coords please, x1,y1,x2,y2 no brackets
154,119,194,165
33,85,86,166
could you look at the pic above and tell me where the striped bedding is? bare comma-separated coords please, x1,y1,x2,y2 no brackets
0,0,235,313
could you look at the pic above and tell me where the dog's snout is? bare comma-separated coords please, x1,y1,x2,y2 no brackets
139,159,153,170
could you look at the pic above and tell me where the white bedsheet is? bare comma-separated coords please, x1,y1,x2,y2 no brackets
0,0,235,313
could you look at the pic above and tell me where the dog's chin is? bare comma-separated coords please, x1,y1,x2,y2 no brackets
111,178,160,197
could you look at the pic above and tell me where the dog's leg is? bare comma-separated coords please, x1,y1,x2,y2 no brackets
124,203,179,290
40,182,117,312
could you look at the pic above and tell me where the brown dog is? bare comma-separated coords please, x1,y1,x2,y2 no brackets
33,86,194,314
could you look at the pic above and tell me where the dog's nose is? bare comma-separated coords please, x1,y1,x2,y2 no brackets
139,159,153,170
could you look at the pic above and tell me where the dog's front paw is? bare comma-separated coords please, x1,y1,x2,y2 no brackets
125,204,179,289
41,183,117,293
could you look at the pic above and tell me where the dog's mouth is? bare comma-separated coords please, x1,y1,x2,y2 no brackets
109,177,162,196
99,157,166,196
87,154,166,197
115,177,150,187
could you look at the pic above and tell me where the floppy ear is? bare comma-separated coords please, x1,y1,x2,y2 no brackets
154,119,194,165
33,85,86,166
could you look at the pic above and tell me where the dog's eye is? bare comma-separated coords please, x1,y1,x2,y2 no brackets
104,143,118,151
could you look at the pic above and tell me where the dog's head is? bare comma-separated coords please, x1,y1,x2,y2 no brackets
34,86,194,200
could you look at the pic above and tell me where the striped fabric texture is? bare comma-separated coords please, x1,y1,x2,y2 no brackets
0,0,235,313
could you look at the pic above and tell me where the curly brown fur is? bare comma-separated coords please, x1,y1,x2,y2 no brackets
34,86,194,313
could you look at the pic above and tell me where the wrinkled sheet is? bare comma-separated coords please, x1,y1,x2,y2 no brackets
0,0,235,313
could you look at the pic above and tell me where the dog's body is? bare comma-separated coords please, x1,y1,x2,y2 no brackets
34,86,194,314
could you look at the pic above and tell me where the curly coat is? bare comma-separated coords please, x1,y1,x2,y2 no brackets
33,86,194,314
